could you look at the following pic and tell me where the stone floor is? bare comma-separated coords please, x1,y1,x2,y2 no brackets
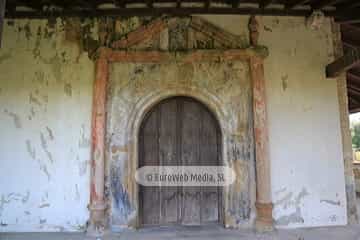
1,224,360,240
1,196,360,240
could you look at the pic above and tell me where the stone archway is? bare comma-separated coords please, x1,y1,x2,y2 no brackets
111,88,234,229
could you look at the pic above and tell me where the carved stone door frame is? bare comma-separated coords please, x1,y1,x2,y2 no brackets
86,45,273,235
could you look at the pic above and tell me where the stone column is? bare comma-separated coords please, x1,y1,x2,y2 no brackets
250,56,274,232
87,52,108,236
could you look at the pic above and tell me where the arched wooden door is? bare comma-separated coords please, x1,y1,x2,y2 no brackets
139,96,222,226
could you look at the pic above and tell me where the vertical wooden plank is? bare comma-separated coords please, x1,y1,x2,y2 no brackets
159,100,179,224
200,108,219,223
181,99,201,225
0,0,5,48
140,109,160,225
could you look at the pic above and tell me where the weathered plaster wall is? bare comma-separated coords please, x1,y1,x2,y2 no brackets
0,15,349,231
0,19,95,231
197,15,347,228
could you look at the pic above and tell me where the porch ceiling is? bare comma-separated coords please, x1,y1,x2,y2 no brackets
1,0,359,21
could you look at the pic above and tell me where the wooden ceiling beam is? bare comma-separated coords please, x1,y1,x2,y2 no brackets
115,0,126,8
204,0,210,8
285,0,308,9
349,107,360,114
312,0,344,10
348,93,360,104
326,46,360,77
349,67,360,76
337,18,360,24
260,0,273,9
231,0,240,8
337,0,360,12
147,0,153,8
348,86,360,96
5,6,338,18
343,39,360,49
0,0,5,48
348,94,360,113
348,72,360,84
335,8,360,24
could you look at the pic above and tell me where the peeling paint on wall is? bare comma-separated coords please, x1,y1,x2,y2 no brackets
320,199,341,206
276,208,304,226
79,124,90,148
0,51,11,63
281,74,288,91
0,18,93,232
46,127,54,141
38,203,50,208
274,188,309,226
4,109,22,129
0,192,30,217
0,14,348,231
64,83,72,97
40,132,54,164
25,140,36,160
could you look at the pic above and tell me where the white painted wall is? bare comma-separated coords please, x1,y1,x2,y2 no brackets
0,16,348,231
0,20,94,231
262,17,347,228
200,15,347,228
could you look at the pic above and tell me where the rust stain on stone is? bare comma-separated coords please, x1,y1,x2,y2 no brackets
111,145,128,154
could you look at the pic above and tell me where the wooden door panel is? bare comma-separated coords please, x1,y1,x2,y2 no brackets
139,97,221,226
200,109,220,223
181,100,201,225
158,100,179,224
140,110,160,225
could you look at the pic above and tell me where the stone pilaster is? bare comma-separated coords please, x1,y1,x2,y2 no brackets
250,56,274,232
87,49,109,237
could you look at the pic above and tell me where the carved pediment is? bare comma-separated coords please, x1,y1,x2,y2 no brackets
109,16,248,51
